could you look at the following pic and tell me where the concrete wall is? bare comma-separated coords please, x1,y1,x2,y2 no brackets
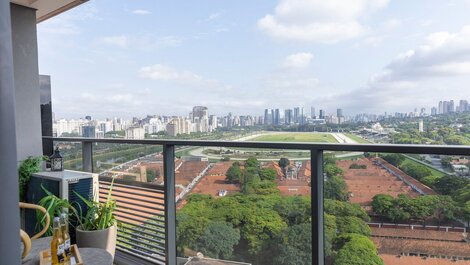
0,2,21,264
11,4,43,161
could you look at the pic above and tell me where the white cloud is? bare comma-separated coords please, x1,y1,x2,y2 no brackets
98,35,182,50
384,18,401,29
132,9,151,15
377,25,470,81
321,25,470,113
207,12,221,21
139,64,219,87
100,35,128,48
257,0,389,43
283,52,314,68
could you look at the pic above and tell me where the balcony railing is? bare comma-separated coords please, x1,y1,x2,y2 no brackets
47,136,470,265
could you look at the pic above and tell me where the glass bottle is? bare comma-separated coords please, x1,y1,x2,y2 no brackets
60,213,71,262
51,217,65,265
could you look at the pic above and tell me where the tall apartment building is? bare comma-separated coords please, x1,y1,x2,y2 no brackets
311,107,316,119
125,127,145,139
284,109,293,125
459,100,468,112
81,125,96,138
274,109,280,125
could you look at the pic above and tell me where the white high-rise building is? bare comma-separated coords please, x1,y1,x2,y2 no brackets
125,127,145,139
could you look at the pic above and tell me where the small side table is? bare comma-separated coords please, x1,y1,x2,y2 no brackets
80,248,113,265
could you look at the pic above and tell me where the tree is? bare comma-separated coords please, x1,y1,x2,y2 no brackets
241,207,287,255
460,201,470,227
435,175,470,195
324,199,370,221
336,216,371,236
251,180,279,195
194,221,240,259
259,168,277,181
399,163,432,180
409,196,434,225
334,234,384,265
241,167,260,194
278,157,290,169
176,213,211,255
324,175,349,201
385,195,411,223
225,163,242,183
324,214,337,257
274,196,311,226
324,164,343,178
454,184,470,203
429,195,458,226
381,154,404,167
421,175,440,188
245,157,260,168
146,169,156,182
272,223,312,265
324,153,337,165
371,194,394,216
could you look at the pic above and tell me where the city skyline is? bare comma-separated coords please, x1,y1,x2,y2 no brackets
38,0,470,118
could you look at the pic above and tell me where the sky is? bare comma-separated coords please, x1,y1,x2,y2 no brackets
37,0,470,119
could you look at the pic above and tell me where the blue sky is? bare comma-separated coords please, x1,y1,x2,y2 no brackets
38,0,470,119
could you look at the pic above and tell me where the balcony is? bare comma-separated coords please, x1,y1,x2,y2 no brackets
48,137,470,264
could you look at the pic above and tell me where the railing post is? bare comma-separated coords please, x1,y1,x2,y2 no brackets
163,144,176,265
311,149,324,265
82,141,93,172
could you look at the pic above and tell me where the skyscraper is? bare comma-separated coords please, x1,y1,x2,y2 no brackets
274,109,280,125
337,109,343,118
459,100,468,112
264,109,269,125
192,106,208,122
311,107,316,119
337,108,344,124
284,109,293,125
319,109,325,119
81,125,95,138
443,101,449,114
438,101,443,114
431,107,437,116
293,107,300,123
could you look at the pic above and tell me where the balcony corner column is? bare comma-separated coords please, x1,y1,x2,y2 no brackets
82,141,93,172
0,2,21,264
311,149,324,265
163,144,176,265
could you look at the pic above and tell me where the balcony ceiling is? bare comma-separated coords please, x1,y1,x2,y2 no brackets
10,0,88,23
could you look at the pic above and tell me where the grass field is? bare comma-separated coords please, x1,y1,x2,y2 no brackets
251,133,338,143
345,133,371,143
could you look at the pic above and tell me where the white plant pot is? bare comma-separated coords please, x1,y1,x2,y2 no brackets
76,224,117,257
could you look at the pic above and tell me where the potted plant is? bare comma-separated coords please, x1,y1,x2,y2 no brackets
19,156,46,202
36,187,76,236
75,179,118,257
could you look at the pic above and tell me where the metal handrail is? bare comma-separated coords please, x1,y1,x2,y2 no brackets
47,136,470,155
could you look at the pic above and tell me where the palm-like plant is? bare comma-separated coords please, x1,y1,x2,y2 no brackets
75,179,117,230
37,187,79,236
